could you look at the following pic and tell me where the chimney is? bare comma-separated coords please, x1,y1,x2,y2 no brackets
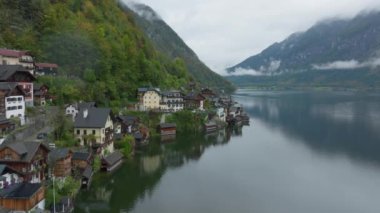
83,109,88,118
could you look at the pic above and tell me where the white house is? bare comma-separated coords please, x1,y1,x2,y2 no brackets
5,95,25,125
161,90,184,112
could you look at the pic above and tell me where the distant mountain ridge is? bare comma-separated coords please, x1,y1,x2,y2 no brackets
121,1,235,93
227,11,380,89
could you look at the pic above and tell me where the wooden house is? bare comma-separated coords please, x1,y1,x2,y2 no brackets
0,65,36,107
0,117,15,135
0,142,50,183
48,148,72,178
0,182,45,212
0,164,23,189
158,123,176,136
71,151,92,171
184,93,206,110
200,88,217,100
81,166,93,189
34,63,58,76
101,151,123,172
33,83,50,106
115,115,139,135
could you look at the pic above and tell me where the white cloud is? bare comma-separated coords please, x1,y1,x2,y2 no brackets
313,58,380,70
120,0,161,21
223,60,282,76
126,0,380,74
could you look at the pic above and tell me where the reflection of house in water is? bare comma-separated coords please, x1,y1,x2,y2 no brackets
161,134,176,142
140,155,162,175
163,150,184,168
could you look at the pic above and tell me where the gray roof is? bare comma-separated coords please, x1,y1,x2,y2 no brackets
103,151,123,166
74,108,111,128
138,87,160,94
133,132,143,140
49,148,70,163
0,164,21,175
0,183,42,199
0,65,35,81
0,142,49,163
72,151,91,161
159,123,176,128
82,166,93,179
78,102,96,110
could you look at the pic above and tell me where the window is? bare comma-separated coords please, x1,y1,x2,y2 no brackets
77,130,80,135
84,130,87,135
92,130,96,135
18,106,22,109
17,97,22,101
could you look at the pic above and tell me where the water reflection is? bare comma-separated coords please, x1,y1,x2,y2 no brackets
236,91,380,166
75,127,242,212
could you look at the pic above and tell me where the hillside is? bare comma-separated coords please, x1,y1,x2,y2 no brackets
121,2,235,93
0,0,214,107
227,11,380,89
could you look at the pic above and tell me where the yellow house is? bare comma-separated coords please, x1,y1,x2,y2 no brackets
138,88,162,111
0,49,34,74
74,107,114,156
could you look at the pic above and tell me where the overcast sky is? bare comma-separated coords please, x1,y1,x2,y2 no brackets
127,0,380,74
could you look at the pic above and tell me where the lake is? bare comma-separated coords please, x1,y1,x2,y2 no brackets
75,90,380,213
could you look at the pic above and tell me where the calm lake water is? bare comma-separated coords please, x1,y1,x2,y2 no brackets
75,90,380,213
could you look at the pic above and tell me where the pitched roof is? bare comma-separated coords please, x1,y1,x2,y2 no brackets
138,87,160,94
74,108,111,128
49,148,70,163
0,83,26,96
72,151,91,161
0,142,49,163
159,123,176,129
82,166,93,179
0,49,28,58
78,102,96,110
102,151,123,166
0,65,35,81
0,183,42,199
0,164,21,175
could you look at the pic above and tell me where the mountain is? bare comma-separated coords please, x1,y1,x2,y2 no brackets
121,1,235,93
0,0,232,108
228,11,380,89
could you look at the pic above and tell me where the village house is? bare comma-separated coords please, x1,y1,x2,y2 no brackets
74,107,114,156
0,142,50,183
0,164,23,189
0,117,15,136
0,49,34,75
160,90,184,112
65,102,96,120
158,123,176,136
200,88,217,100
71,151,92,172
34,63,58,76
0,82,26,125
33,83,50,106
101,150,123,172
0,182,45,212
137,88,161,111
48,148,72,179
183,92,206,111
0,65,35,107
115,115,139,135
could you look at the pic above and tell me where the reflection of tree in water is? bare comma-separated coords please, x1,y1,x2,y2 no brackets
241,92,380,166
74,128,237,212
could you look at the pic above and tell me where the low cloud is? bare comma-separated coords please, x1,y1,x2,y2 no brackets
313,58,380,70
224,60,282,76
119,0,161,22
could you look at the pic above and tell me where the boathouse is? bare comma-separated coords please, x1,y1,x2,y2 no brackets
101,151,123,172
158,123,176,136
